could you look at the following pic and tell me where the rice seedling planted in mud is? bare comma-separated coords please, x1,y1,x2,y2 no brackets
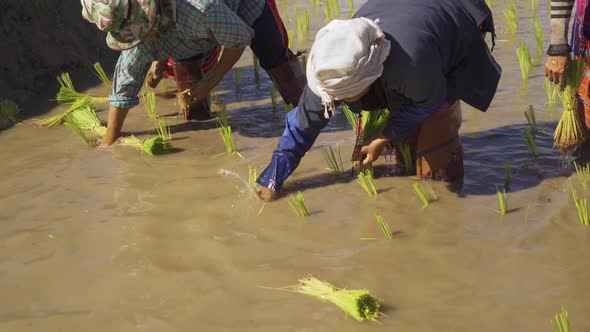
533,19,544,54
0,99,20,128
270,85,278,112
495,187,508,215
36,96,93,127
288,191,310,217
503,3,518,34
233,67,242,93
324,0,340,21
357,168,378,196
574,161,590,189
253,55,260,85
322,145,345,175
516,43,532,82
375,213,392,240
551,307,570,332
571,188,590,225
505,160,512,191
248,165,259,188
524,104,537,132
554,59,586,153
143,91,157,121
412,182,437,208
544,77,559,106
216,104,237,154
92,62,110,85
524,128,538,157
397,143,413,174
288,30,294,49
273,276,382,322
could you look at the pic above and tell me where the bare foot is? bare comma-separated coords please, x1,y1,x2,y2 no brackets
257,187,278,201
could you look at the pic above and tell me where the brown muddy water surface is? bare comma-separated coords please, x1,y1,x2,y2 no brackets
2,1,590,331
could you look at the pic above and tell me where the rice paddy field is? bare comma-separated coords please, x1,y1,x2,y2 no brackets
1,0,590,331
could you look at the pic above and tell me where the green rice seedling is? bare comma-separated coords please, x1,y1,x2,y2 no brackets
341,104,358,130
533,19,544,54
64,113,93,145
92,62,110,85
248,165,259,188
485,0,492,8
531,0,540,15
412,182,437,208
288,30,294,49
253,54,260,86
322,145,345,175
551,307,570,332
280,2,289,23
495,187,508,215
357,168,378,196
554,58,586,152
396,143,413,174
284,103,295,113
143,91,157,121
505,160,512,191
516,42,532,82
573,161,590,189
328,0,340,20
270,85,278,112
215,104,237,154
288,191,310,217
361,109,390,142
503,4,518,34
0,99,20,128
303,10,310,31
348,0,354,12
209,88,218,105
544,77,558,106
572,188,590,225
297,14,306,43
524,128,538,157
276,276,382,322
524,104,537,132
57,72,75,89
375,213,392,240
69,105,106,137
233,67,242,93
35,96,93,127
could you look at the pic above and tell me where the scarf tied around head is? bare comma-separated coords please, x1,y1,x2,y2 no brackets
306,17,391,118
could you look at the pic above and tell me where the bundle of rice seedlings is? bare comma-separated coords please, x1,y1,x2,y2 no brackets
0,99,20,128
253,55,260,86
516,42,532,82
143,91,157,121
54,72,109,105
573,161,590,189
375,213,392,240
503,3,518,34
524,105,537,132
533,19,544,54
495,187,508,215
248,165,259,188
524,128,538,157
278,276,382,322
35,96,93,127
69,105,106,137
551,307,570,332
412,182,437,208
64,113,92,145
396,143,413,173
119,119,171,155
215,104,237,154
322,145,344,175
544,77,558,106
357,168,378,196
270,85,278,112
288,191,310,217
341,104,358,130
572,188,590,225
361,109,390,143
554,58,586,152
505,160,512,191
233,67,242,93
92,62,110,85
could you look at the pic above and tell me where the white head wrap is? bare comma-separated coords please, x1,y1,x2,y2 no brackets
306,17,391,118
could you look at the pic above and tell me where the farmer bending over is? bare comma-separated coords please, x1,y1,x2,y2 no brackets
80,0,305,146
256,0,502,201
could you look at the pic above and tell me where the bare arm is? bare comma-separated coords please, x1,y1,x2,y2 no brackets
545,0,575,85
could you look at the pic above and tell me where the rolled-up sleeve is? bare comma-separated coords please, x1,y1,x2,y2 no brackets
204,2,254,49
110,48,151,109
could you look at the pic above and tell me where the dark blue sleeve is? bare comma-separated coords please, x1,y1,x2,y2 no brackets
256,87,329,192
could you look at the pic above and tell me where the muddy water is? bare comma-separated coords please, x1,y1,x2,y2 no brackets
2,1,590,331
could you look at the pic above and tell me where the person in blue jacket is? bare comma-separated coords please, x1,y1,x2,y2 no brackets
257,0,502,201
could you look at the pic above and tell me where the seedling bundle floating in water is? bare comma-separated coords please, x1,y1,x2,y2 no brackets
36,96,93,127
271,276,382,322
554,59,586,153
53,72,109,105
0,99,20,129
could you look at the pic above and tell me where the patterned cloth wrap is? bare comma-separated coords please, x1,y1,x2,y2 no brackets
81,0,176,50
572,0,590,57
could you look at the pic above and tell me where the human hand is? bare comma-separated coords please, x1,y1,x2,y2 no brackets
360,137,390,166
257,187,278,201
544,55,571,87
146,60,167,88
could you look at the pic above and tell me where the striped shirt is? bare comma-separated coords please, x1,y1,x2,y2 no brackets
550,0,575,45
111,0,265,109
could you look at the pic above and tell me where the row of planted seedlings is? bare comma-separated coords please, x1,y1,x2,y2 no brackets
35,64,172,155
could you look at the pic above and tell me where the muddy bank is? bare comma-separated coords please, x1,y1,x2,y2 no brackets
0,0,116,116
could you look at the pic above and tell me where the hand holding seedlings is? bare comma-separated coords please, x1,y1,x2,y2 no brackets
360,136,390,166
544,54,570,86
